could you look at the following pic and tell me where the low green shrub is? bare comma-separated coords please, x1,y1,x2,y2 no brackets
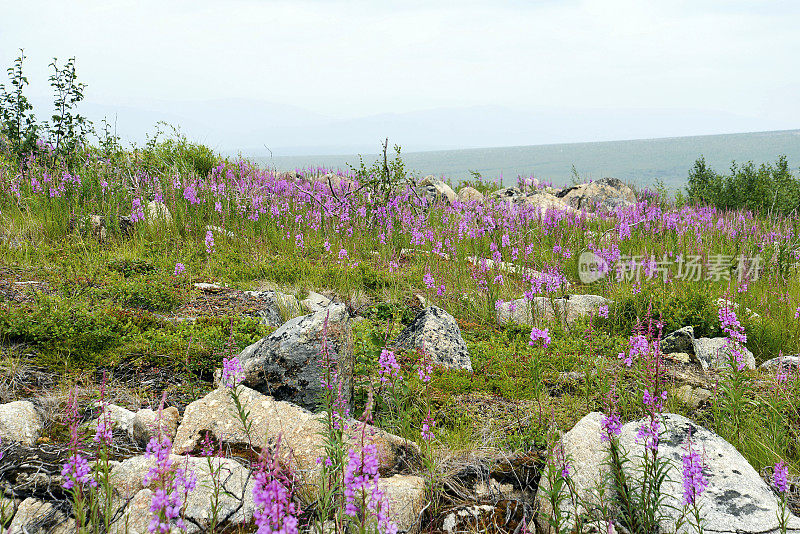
104,276,182,312
611,286,720,338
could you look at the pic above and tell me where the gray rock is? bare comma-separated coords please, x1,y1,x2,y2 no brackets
379,474,427,533
489,187,524,204
671,384,712,410
145,200,172,224
760,354,800,372
457,186,484,203
557,177,636,211
660,326,695,354
7,497,72,534
393,306,472,371
522,192,573,216
171,386,419,502
237,303,353,411
193,282,224,292
665,352,692,364
497,294,611,327
693,337,756,370
244,289,301,326
88,403,136,437
619,413,800,534
301,290,333,313
418,175,457,204
535,412,800,534
131,407,180,449
0,495,17,524
534,412,608,533
0,401,43,446
109,455,255,534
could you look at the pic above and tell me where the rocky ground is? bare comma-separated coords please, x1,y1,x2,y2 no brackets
1,174,799,533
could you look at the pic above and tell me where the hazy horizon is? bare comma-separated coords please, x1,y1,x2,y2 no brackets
3,1,800,154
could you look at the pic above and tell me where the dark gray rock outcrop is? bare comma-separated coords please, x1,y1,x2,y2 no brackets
237,303,353,411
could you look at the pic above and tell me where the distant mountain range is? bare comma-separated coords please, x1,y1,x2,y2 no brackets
262,129,800,191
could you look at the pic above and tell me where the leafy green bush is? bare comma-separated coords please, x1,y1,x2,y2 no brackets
105,276,182,312
140,124,217,178
687,155,800,216
108,258,155,277
611,286,721,338
174,316,271,380
0,298,127,362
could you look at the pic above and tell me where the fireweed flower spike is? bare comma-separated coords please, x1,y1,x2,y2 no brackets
681,436,708,506
221,356,245,388
378,349,401,385
529,327,551,348
421,411,436,442
205,230,215,254
774,461,789,494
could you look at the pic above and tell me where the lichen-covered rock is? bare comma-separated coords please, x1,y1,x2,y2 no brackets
0,401,42,446
457,186,484,203
7,497,72,534
393,306,472,371
237,303,353,411
300,290,333,313
497,295,610,327
760,354,800,372
418,175,457,204
619,413,800,534
131,407,180,449
522,192,573,216
379,474,427,533
535,412,800,534
660,326,695,354
109,455,255,534
489,187,524,204
146,200,172,224
171,386,419,501
557,177,635,211
244,289,301,326
671,384,712,410
534,412,608,533
693,337,756,370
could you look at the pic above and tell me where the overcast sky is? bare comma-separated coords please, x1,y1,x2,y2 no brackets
2,0,799,151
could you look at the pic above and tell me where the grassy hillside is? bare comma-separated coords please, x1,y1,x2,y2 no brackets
262,129,800,190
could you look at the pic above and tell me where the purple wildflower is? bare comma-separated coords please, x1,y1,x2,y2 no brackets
205,230,215,254
174,262,186,276
378,349,401,385
343,442,397,534
421,411,436,442
600,412,621,442
131,197,145,222
598,305,609,319
681,437,708,505
62,453,97,490
423,272,435,289
221,356,245,388
529,327,551,348
774,461,789,494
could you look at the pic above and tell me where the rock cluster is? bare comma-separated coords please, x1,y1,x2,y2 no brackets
450,177,637,216
496,294,611,327
660,325,756,370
